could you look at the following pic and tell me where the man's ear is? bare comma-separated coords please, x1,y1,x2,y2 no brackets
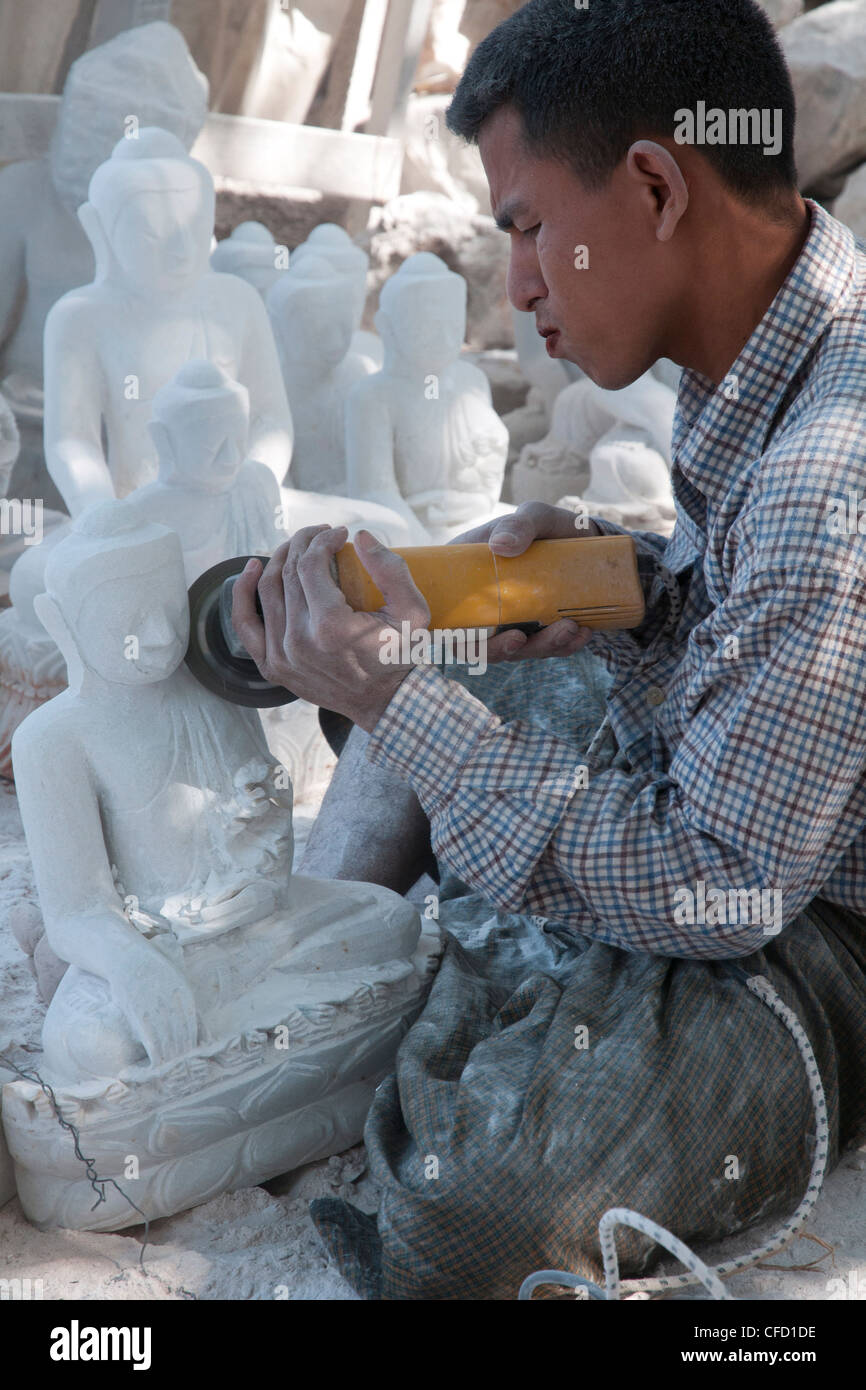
33,592,84,689
625,140,689,243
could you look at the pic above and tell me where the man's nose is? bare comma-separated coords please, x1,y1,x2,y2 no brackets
506,239,547,313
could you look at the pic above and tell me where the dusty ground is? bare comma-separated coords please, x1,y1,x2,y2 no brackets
1,779,864,1302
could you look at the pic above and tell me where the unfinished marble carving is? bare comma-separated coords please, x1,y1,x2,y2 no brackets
44,126,293,517
0,22,208,508
267,255,373,494
345,252,512,543
292,224,383,370
127,360,283,584
511,369,677,533
0,547,67,781
211,222,285,300
3,503,439,1230
126,358,337,805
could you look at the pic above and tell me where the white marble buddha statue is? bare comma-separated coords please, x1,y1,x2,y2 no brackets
210,221,285,300
0,22,207,397
292,223,383,370
0,538,67,780
267,255,373,494
0,22,207,508
11,502,424,1088
125,357,337,807
345,252,511,543
126,359,282,585
513,369,677,532
43,126,293,518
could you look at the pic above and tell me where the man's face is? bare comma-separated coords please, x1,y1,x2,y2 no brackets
478,106,679,390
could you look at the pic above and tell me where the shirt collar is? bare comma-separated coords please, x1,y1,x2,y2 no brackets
670,200,860,494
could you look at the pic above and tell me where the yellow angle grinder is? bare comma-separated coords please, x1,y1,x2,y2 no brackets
184,534,644,708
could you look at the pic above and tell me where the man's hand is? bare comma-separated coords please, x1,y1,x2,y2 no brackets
231,524,430,733
448,501,599,665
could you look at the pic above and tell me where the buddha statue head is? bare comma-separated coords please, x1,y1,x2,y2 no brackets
79,127,214,295
148,359,250,494
49,20,208,216
267,254,356,371
376,253,466,373
211,222,282,298
34,502,188,692
292,224,369,330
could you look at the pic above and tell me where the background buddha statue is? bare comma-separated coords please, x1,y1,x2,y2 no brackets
43,126,293,518
345,252,512,543
0,22,208,511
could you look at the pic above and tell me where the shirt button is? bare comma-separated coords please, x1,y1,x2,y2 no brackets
646,685,666,707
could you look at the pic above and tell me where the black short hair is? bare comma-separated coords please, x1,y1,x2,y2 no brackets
446,0,798,205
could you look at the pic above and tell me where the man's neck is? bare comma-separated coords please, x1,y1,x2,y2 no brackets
669,195,811,385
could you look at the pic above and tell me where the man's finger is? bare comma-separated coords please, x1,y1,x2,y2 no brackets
446,517,499,546
354,529,430,625
486,618,592,663
292,525,353,622
257,541,294,667
231,558,267,666
486,503,553,555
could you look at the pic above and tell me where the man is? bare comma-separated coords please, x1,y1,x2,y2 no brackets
232,0,866,1299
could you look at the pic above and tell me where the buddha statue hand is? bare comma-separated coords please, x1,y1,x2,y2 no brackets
161,880,279,934
106,934,199,1069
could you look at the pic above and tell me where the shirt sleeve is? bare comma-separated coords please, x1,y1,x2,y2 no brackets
365,564,866,959
587,515,686,656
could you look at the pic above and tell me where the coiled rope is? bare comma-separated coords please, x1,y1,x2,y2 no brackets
519,974,829,1301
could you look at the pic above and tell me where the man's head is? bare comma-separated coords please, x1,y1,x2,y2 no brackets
447,0,802,387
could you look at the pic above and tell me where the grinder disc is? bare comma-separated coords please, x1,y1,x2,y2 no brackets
185,555,298,708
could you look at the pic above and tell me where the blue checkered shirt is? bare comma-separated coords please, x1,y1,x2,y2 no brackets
366,200,866,959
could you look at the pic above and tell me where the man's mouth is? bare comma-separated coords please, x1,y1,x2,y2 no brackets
539,325,560,356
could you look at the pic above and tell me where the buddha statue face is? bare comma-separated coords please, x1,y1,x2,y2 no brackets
83,131,214,295
161,403,247,492
40,507,189,688
377,255,466,372
75,556,189,685
268,258,355,370
150,361,250,493
293,228,369,331
112,180,212,293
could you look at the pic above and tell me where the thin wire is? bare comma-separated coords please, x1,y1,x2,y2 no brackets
0,1053,151,1267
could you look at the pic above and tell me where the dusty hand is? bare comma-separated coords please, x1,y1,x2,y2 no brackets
230,524,430,732
447,501,599,665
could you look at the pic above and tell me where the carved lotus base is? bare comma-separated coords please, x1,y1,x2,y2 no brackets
2,924,441,1231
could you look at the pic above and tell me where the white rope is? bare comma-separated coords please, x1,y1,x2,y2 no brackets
518,973,830,1301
